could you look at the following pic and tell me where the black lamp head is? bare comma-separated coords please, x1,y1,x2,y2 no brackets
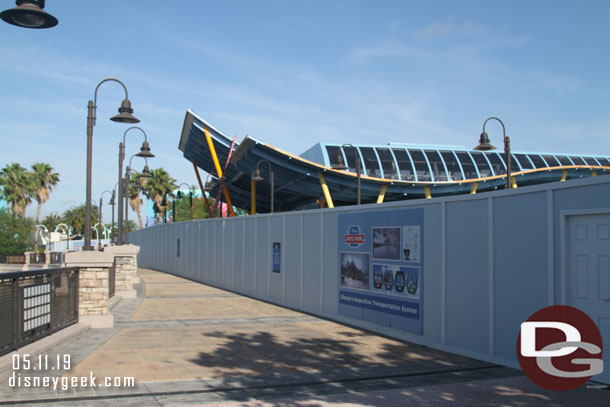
1,0,58,29
110,98,140,124
474,131,497,151
136,140,154,158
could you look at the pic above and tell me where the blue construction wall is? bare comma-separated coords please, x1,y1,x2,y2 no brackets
130,176,610,372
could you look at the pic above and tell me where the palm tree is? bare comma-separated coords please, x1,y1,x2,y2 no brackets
0,163,34,219
62,203,99,236
129,172,144,229
42,212,62,232
31,163,60,250
142,168,176,225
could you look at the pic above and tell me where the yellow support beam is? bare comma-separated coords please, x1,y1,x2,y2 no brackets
511,176,518,189
192,162,212,216
251,179,257,215
592,171,597,177
377,185,388,204
424,186,431,199
560,170,568,182
470,183,478,194
317,172,334,208
203,128,235,217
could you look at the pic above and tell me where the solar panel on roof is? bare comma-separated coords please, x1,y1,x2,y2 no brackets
471,152,492,177
440,151,463,181
542,155,560,167
392,149,415,181
408,149,432,182
376,148,398,180
456,152,478,179
570,156,586,165
556,156,573,166
424,150,448,181
515,154,533,169
528,155,548,168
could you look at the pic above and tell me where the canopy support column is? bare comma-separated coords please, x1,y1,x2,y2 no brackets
203,128,235,216
317,172,334,208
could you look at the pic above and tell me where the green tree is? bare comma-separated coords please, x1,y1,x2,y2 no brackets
172,187,213,221
0,209,33,255
30,163,60,250
61,203,99,236
0,163,35,219
143,168,176,225
129,172,144,229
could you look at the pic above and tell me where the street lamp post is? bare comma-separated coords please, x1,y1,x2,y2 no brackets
109,186,117,243
474,117,512,190
123,156,152,243
331,144,362,205
117,127,154,245
99,190,112,250
251,160,274,213
84,78,139,250
1,0,58,29
176,183,192,221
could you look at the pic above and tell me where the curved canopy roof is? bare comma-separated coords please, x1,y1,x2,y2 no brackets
179,110,610,213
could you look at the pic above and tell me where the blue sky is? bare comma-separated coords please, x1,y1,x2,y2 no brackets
1,0,609,223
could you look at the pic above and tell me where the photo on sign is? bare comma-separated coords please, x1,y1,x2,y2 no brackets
340,252,370,291
372,264,400,294
401,266,420,299
372,227,401,261
402,226,420,263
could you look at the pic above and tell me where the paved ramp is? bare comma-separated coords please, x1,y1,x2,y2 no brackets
1,269,609,406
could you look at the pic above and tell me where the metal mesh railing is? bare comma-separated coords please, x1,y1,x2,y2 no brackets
0,268,79,356
0,255,25,264
29,253,46,265
49,252,64,266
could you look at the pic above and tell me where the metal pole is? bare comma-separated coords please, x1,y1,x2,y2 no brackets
111,190,115,242
84,100,94,250
124,172,129,243
173,198,176,222
270,171,274,213
356,149,361,205
505,135,512,190
117,142,125,245
98,198,103,250
189,192,193,220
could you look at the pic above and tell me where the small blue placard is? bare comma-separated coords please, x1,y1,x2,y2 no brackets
272,242,281,273
177,238,181,258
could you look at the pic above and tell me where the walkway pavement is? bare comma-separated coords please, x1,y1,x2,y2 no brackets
0,268,609,406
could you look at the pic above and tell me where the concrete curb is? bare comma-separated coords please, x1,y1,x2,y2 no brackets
0,323,89,382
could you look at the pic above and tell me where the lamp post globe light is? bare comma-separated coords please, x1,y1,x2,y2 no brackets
117,127,154,245
1,0,57,29
474,117,512,190
331,144,361,205
251,160,274,213
84,78,139,251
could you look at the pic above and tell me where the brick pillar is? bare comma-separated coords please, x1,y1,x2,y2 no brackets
103,244,140,299
64,251,115,328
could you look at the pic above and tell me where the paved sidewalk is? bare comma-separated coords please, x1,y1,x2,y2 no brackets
0,268,608,406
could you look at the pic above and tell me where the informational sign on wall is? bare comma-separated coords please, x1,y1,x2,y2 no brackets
338,208,424,335
272,242,281,273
